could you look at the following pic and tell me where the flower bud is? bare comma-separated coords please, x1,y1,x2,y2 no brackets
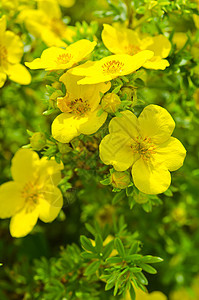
30,132,46,151
120,86,133,100
58,142,72,154
111,171,130,189
101,93,121,113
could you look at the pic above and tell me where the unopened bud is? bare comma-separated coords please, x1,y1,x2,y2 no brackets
101,93,121,113
30,132,46,151
58,142,72,154
120,87,133,100
111,171,130,189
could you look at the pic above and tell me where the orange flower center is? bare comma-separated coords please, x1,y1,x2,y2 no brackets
124,44,141,55
21,182,40,213
57,94,91,117
0,44,7,65
131,136,156,160
102,60,124,74
56,53,72,65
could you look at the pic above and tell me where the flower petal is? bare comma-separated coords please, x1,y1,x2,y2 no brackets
79,108,107,135
38,157,64,186
0,182,25,218
11,149,40,184
0,15,6,33
38,0,61,19
4,31,23,64
102,24,141,55
154,137,186,171
143,58,169,70
132,158,171,194
145,35,171,58
6,64,31,85
39,185,63,222
10,205,39,237
109,110,139,139
51,113,84,143
138,105,175,144
99,133,139,171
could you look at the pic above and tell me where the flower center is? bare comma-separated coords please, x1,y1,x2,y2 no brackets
124,44,141,55
56,53,72,64
57,94,91,117
50,18,66,36
131,136,156,160
21,182,40,213
0,44,7,66
102,60,124,74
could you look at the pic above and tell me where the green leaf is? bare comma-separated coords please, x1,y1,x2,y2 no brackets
112,190,125,205
84,260,101,276
114,238,125,258
129,267,142,273
80,235,95,252
102,240,114,260
100,177,111,185
128,242,139,255
81,252,98,259
138,263,157,274
106,256,123,263
140,256,163,264
129,283,136,300
95,234,103,253
125,254,143,262
135,272,148,285
96,108,104,117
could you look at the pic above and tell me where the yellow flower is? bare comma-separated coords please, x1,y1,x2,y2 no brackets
57,0,75,7
172,32,188,50
125,289,167,300
0,15,31,88
0,149,63,237
17,0,76,47
25,39,96,71
51,72,111,143
99,105,186,195
69,50,154,84
102,24,171,70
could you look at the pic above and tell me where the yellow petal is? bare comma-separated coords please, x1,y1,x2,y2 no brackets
39,185,63,222
11,149,40,184
0,15,6,33
132,158,171,194
6,64,31,85
10,205,39,237
75,51,154,84
52,113,83,143
59,72,110,110
0,71,7,88
145,35,171,58
154,137,186,171
102,24,141,55
99,133,139,171
143,58,170,70
4,31,23,64
0,182,25,218
148,292,167,300
39,157,64,186
58,0,75,7
138,104,175,144
109,110,139,139
79,107,108,134
38,0,61,19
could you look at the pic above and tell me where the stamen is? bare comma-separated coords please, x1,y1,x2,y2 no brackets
124,44,140,55
56,53,72,64
21,182,40,213
102,60,124,74
57,95,91,116
131,136,156,161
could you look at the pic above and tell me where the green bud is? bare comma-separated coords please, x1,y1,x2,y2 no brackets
120,87,133,100
30,132,46,151
58,142,72,154
101,93,121,113
111,171,130,189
